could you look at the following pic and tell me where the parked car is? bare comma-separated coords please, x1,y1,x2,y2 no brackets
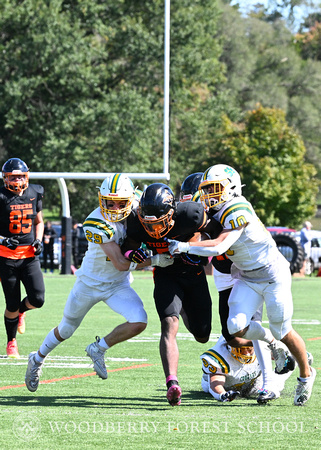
266,226,297,236
266,226,305,274
40,223,88,270
295,230,321,274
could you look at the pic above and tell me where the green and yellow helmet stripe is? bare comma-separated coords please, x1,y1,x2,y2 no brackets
220,202,253,225
192,191,201,202
202,167,211,181
203,350,230,373
83,218,114,239
110,173,122,193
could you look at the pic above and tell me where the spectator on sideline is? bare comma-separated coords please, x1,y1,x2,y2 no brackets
71,219,80,271
43,221,57,273
300,221,313,272
0,158,45,358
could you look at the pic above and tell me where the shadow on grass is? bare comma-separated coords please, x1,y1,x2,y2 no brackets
0,394,171,410
182,389,287,407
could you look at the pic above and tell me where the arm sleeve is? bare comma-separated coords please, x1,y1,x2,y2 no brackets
186,227,244,257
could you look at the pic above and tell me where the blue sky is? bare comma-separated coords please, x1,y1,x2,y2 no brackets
230,0,314,31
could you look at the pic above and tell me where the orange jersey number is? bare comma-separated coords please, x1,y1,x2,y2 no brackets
9,209,33,234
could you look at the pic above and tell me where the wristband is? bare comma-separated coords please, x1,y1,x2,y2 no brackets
209,387,225,401
129,262,137,271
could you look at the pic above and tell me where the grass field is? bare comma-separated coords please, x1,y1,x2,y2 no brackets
0,272,320,449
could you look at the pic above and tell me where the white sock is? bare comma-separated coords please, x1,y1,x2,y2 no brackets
98,337,109,351
37,329,61,362
299,368,313,382
242,321,274,343
253,340,275,391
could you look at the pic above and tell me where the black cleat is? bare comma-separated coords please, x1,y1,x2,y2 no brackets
275,354,296,375
257,389,278,404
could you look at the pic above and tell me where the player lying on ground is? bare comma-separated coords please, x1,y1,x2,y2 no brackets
200,335,307,403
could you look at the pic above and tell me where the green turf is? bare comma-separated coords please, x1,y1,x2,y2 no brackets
0,272,320,449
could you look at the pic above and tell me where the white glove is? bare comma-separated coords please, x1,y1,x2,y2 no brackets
167,238,190,255
150,253,174,267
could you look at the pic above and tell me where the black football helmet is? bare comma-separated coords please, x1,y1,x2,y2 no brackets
180,172,203,202
2,158,30,193
138,183,176,239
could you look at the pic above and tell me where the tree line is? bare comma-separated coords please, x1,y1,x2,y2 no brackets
0,0,319,227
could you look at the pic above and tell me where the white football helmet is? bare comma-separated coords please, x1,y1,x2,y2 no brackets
199,164,242,211
98,173,135,222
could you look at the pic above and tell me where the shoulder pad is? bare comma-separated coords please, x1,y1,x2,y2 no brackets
31,184,44,196
83,216,115,240
201,349,230,374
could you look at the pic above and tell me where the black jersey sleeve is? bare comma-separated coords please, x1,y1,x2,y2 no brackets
32,184,44,212
172,202,208,238
202,215,223,239
121,211,145,253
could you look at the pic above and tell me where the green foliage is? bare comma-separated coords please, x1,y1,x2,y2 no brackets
295,21,321,60
215,105,317,227
0,0,319,225
218,2,321,184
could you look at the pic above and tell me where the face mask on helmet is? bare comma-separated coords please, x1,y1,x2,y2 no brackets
98,173,135,222
138,183,176,239
180,172,203,203
228,345,256,365
199,164,242,211
2,158,30,194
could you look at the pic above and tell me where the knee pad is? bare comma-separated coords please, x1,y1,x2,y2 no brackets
28,295,45,309
58,317,78,340
269,321,292,341
227,315,247,336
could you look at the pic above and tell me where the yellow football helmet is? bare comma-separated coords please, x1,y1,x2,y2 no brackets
229,345,256,365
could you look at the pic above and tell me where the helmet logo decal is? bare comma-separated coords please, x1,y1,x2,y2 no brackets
224,166,236,177
162,194,173,204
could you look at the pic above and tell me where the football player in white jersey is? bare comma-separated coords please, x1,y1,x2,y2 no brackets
25,174,173,392
168,164,316,406
200,336,294,402
179,172,291,404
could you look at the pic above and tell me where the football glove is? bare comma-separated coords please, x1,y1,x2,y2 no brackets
150,253,174,268
1,237,19,250
166,238,190,255
124,248,148,264
32,239,43,256
220,390,240,402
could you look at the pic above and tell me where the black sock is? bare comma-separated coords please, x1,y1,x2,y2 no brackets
166,379,179,390
19,297,31,313
4,315,19,342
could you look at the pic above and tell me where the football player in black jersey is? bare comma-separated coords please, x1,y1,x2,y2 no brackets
0,158,45,358
122,182,222,406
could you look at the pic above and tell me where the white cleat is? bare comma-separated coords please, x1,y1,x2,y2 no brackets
25,351,43,392
294,367,316,406
85,336,108,379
